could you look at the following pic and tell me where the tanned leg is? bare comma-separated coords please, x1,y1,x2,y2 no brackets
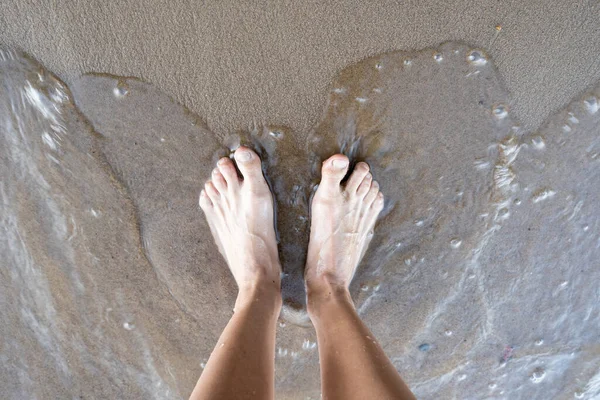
190,147,281,400
305,154,416,400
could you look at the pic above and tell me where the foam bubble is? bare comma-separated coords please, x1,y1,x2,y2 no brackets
467,50,487,66
492,104,508,119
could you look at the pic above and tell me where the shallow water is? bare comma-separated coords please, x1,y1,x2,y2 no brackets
1,44,598,399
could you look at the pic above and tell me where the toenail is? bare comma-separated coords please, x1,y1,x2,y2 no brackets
332,159,348,169
218,158,228,165
235,149,252,162
212,168,219,175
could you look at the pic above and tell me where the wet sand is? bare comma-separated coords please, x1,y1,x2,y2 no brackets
1,2,600,399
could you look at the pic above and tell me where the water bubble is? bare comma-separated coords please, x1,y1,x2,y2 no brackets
496,207,510,220
532,188,556,203
375,62,383,70
531,135,545,149
269,130,283,139
458,374,467,381
567,112,579,124
113,81,129,97
355,97,368,104
574,390,585,398
583,224,589,232
277,347,289,357
488,382,497,389
360,283,370,291
403,59,412,66
450,238,462,249
49,87,68,104
332,87,346,94
513,198,521,205
530,367,546,383
418,343,431,352
302,339,317,350
444,330,453,336
433,53,443,62
414,218,425,226
160,138,165,142
492,104,508,119
200,362,206,369
123,322,135,330
583,96,598,114
474,158,491,170
467,50,487,66
562,124,572,133
535,338,544,346
279,320,286,328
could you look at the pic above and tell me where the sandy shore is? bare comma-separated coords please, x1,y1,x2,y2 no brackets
2,1,600,399
1,0,599,136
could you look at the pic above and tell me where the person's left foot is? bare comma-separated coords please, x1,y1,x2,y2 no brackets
199,147,281,292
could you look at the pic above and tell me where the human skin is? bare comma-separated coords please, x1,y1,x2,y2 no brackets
190,147,415,400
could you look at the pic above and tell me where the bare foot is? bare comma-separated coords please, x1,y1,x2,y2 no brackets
305,154,384,301
199,147,281,296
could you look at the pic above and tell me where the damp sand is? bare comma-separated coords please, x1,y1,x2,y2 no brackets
1,44,599,400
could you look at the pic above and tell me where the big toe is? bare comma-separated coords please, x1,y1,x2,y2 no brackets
234,146,267,188
319,154,349,194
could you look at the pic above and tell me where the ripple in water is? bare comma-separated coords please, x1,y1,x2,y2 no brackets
1,43,599,399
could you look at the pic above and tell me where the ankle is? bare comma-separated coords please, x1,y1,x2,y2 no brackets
306,278,354,320
235,279,282,314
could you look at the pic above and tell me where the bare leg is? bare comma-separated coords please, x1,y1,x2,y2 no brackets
305,154,416,400
190,147,281,400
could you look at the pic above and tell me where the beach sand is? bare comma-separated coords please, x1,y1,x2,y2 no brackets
1,1,599,399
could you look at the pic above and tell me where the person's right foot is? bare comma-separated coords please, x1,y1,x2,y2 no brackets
305,154,385,299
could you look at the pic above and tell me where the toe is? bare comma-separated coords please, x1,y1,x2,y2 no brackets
373,192,385,212
199,189,212,210
217,157,239,188
364,180,379,205
366,192,385,226
356,172,372,198
234,147,266,187
319,154,349,195
205,181,220,204
345,162,370,193
212,168,227,193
